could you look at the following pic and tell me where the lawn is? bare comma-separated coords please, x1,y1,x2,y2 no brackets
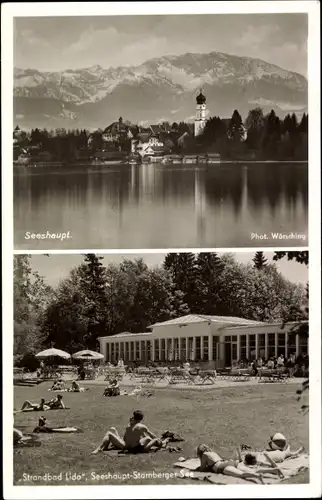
13,381,309,486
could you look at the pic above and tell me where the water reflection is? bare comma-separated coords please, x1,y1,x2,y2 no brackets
14,163,308,249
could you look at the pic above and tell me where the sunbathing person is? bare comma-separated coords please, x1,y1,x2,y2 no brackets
197,444,265,483
18,398,49,412
47,394,66,409
14,428,26,444
50,379,66,391
236,448,284,478
68,380,83,392
92,410,161,454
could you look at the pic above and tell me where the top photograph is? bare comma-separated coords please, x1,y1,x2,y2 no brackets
13,13,308,250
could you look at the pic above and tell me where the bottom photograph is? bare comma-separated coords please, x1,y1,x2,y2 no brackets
13,251,309,486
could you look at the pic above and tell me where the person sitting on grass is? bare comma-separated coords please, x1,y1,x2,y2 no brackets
92,410,162,454
47,394,66,409
196,444,265,483
264,433,304,460
19,398,49,412
103,379,120,397
51,379,66,391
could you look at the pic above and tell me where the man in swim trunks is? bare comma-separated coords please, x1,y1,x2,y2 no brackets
92,410,161,454
20,398,49,412
197,444,264,483
47,394,66,409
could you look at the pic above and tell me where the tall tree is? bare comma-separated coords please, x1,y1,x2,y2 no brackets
245,107,265,149
194,253,225,314
227,110,245,143
163,253,197,310
252,251,268,270
78,254,109,349
14,255,53,362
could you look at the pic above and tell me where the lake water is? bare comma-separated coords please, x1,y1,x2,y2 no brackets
14,162,308,250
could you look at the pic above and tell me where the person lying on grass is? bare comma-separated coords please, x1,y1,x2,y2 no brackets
18,398,49,412
16,394,67,413
236,448,285,478
92,410,162,454
14,428,29,445
197,444,265,483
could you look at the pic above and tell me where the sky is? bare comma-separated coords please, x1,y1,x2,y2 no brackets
14,14,308,76
28,252,308,288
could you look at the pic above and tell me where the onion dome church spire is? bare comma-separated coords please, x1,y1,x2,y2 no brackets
196,89,206,105
194,89,207,137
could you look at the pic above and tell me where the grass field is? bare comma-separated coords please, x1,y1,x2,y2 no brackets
13,381,309,486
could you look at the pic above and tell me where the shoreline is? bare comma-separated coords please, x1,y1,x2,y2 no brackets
13,159,308,168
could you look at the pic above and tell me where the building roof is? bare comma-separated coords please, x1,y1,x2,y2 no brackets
148,314,265,328
137,132,151,143
150,124,164,135
99,331,152,340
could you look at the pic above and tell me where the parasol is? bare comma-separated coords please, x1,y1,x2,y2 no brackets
36,348,71,360
72,350,104,361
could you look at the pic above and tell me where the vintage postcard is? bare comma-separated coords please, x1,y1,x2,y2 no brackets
2,1,321,500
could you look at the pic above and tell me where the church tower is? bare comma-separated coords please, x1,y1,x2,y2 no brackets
194,90,207,137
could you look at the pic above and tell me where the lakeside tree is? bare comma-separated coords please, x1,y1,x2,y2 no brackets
227,110,245,143
245,107,265,149
252,251,268,270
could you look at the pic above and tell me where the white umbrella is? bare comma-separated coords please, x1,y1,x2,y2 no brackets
36,348,71,360
72,350,104,361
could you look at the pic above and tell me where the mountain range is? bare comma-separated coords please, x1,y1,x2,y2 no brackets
13,51,308,129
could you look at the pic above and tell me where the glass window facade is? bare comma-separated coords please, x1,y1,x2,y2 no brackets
195,337,201,361
240,335,247,361
203,336,209,361
154,339,159,361
180,338,186,360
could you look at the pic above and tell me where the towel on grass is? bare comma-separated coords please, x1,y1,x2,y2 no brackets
173,454,309,485
33,426,83,434
104,446,182,457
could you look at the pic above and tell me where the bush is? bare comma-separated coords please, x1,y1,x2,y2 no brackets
16,352,40,372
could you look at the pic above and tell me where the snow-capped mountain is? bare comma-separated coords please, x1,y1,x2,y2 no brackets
13,51,308,128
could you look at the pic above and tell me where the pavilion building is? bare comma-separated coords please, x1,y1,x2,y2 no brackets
98,314,308,367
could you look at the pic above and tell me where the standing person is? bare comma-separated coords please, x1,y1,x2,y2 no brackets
251,359,258,376
92,410,161,454
257,357,263,368
287,353,296,377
